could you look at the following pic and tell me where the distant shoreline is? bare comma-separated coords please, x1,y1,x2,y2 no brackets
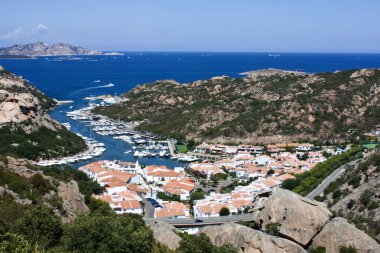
0,55,35,59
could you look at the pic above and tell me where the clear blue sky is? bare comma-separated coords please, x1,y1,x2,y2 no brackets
0,0,379,52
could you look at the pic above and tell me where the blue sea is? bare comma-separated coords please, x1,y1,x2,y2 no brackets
1,52,380,168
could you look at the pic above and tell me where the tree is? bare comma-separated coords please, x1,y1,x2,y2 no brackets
14,205,63,249
0,233,44,253
63,212,153,253
178,233,237,253
219,207,230,216
267,169,275,176
190,191,205,202
281,179,299,190
87,198,114,215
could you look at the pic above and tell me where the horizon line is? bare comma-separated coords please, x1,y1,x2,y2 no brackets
101,50,380,54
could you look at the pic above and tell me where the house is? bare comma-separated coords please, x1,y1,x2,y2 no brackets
254,155,275,166
127,184,150,197
162,179,195,200
78,161,108,180
111,200,143,215
145,165,183,183
238,145,264,155
296,143,314,152
154,201,190,219
189,163,225,179
95,189,143,215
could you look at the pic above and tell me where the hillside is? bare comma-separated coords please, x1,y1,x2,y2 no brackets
93,68,380,144
0,66,86,160
0,41,103,56
320,148,380,242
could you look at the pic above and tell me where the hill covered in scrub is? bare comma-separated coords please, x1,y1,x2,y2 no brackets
0,66,86,159
93,68,380,144
320,148,380,242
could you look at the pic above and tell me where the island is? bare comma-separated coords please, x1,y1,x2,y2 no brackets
0,41,123,57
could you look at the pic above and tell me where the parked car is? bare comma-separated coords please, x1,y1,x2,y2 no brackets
195,219,204,223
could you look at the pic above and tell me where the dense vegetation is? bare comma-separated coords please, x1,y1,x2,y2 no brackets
0,124,86,160
282,146,364,196
93,69,380,143
318,148,380,242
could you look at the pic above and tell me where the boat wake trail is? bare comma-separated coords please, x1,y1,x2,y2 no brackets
69,83,115,96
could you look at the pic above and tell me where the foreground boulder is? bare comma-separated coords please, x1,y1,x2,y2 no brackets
201,223,307,253
312,217,380,253
148,221,182,250
253,188,332,246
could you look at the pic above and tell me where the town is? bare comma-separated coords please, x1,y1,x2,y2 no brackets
78,141,347,219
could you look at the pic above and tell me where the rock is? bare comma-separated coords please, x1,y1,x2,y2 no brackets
0,186,32,205
312,217,380,253
350,69,376,78
57,180,89,223
201,223,307,253
148,221,182,250
253,188,332,246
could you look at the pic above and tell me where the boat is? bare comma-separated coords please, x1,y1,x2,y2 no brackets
62,122,71,130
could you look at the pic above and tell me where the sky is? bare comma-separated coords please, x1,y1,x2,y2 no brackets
0,0,379,52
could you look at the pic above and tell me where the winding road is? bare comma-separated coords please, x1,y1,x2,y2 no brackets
306,160,359,199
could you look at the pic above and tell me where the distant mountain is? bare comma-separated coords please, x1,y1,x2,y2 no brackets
0,41,104,56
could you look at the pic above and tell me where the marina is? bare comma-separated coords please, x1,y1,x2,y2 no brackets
47,101,185,169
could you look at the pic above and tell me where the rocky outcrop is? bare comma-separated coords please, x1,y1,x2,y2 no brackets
312,217,380,253
201,223,307,253
253,188,332,246
0,42,103,56
0,68,58,129
57,180,89,223
0,186,32,205
148,221,182,250
2,156,89,223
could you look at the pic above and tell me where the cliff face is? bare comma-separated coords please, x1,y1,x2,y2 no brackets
0,42,103,56
0,67,57,129
93,68,380,144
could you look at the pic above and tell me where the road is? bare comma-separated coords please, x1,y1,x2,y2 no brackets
307,160,359,199
167,139,176,156
144,213,253,227
142,198,155,218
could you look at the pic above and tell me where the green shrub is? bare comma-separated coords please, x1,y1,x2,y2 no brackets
219,207,230,216
265,223,280,236
312,246,326,253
